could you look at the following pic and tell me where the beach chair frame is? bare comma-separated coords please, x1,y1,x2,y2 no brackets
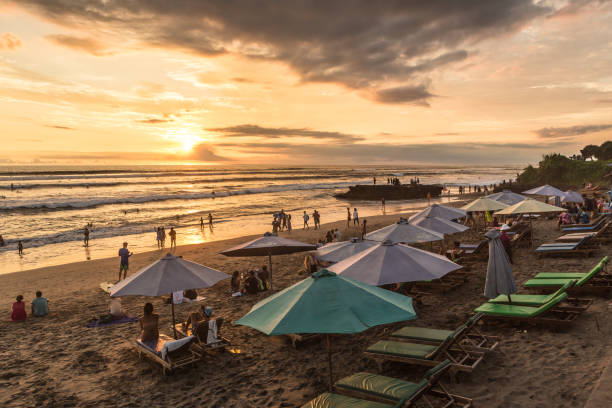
478,308,581,328
135,336,201,375
173,317,231,354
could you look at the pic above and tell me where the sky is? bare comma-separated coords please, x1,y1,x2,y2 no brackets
1,0,612,166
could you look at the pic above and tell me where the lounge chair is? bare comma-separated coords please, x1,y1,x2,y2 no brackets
390,313,499,352
301,392,398,408
135,334,201,375
364,326,484,382
474,293,582,327
524,258,612,295
535,236,594,258
173,317,230,352
333,360,472,407
532,256,609,279
561,214,605,230
561,217,606,232
488,281,592,312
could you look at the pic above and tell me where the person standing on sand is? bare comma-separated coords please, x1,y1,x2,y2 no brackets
83,226,90,247
169,227,177,249
361,219,367,239
281,209,287,231
18,240,23,255
303,211,310,229
118,242,132,281
156,227,162,249
347,207,351,228
208,213,213,229
200,217,204,230
161,227,167,248
287,214,292,232
353,208,359,227
381,197,386,213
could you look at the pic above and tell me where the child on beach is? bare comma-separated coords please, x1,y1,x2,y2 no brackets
31,291,49,317
11,295,27,321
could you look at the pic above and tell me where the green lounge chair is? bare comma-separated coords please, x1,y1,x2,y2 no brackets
333,360,472,407
364,326,484,382
301,392,398,408
532,256,609,279
390,313,498,352
524,261,612,295
474,293,581,327
488,281,592,311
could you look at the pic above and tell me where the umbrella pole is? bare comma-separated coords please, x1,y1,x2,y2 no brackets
171,299,177,339
268,252,273,290
326,334,333,392
529,215,534,248
508,294,512,305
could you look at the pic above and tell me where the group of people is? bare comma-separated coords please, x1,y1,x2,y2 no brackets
271,209,292,234
230,266,270,296
319,228,342,245
200,213,214,230
10,291,49,321
302,210,321,230
155,226,177,249
387,177,401,185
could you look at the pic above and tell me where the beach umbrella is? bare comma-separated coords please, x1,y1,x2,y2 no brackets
561,190,584,203
364,219,444,244
110,253,230,338
219,232,316,289
236,269,416,390
314,238,378,263
461,197,509,212
486,190,527,206
483,229,517,302
410,216,469,235
522,184,565,197
495,199,565,246
408,203,467,222
328,240,462,286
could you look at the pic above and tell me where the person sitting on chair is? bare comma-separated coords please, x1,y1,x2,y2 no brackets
139,302,159,343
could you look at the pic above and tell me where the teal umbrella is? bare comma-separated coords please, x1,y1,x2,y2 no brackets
236,269,416,390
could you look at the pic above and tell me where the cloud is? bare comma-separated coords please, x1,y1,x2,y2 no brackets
374,84,435,105
45,34,112,56
435,132,461,136
136,117,173,124
207,124,362,142
14,0,551,104
535,124,612,139
0,33,22,50
189,144,231,162
44,124,75,130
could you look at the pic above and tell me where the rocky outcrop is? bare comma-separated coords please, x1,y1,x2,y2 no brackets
334,184,444,200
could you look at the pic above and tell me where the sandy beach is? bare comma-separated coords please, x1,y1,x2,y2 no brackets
2,211,612,408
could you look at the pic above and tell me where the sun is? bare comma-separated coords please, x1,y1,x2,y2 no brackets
165,128,202,152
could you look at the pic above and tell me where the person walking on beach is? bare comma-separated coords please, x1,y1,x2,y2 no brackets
17,240,23,255
347,207,351,228
281,209,287,231
169,227,177,249
118,242,132,281
161,227,167,248
303,211,310,230
313,210,320,230
155,227,161,249
200,217,204,230
83,226,90,247
208,213,213,229
353,208,359,227
361,219,367,239
287,214,292,232
381,197,386,214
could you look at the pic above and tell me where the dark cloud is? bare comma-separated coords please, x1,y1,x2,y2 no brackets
45,124,75,130
0,33,22,50
136,117,173,124
14,0,551,104
189,144,231,162
45,34,112,56
207,124,362,142
374,84,434,105
549,0,610,18
535,124,612,139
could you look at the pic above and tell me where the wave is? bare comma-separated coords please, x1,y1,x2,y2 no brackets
0,181,358,213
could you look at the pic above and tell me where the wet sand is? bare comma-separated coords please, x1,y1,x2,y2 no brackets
1,211,611,407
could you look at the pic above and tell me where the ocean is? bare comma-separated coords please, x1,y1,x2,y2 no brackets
0,165,521,274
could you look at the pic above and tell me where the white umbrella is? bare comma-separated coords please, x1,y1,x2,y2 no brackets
365,219,443,244
408,203,466,222
483,229,517,302
486,190,527,206
110,253,230,338
495,199,565,246
522,184,565,197
561,190,584,203
328,240,462,286
461,197,509,212
410,216,469,235
314,238,378,263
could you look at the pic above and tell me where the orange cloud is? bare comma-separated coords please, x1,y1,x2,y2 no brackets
45,34,112,56
0,33,22,50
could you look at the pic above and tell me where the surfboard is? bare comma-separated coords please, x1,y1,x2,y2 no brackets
99,282,114,293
